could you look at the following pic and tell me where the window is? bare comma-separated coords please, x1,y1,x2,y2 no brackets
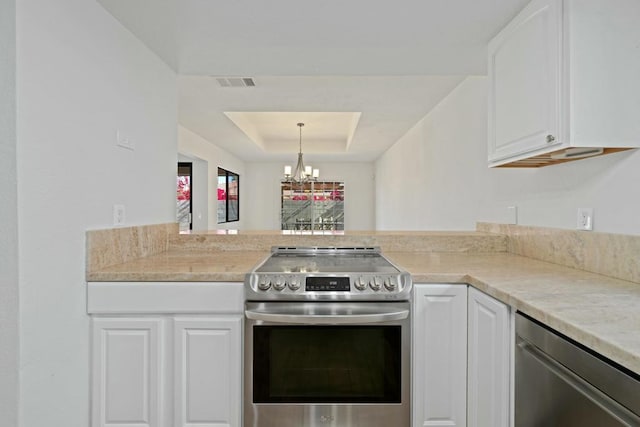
218,167,239,223
281,181,344,231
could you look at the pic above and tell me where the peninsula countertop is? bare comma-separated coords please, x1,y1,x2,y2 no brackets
87,249,640,375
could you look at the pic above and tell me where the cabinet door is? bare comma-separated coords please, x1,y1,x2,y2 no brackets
467,288,511,427
173,317,242,427
91,318,165,427
413,285,467,427
488,0,562,163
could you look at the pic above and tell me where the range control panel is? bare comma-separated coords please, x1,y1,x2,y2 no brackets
245,247,413,301
305,277,350,292
246,273,412,301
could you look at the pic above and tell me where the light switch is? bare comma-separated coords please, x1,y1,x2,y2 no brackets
116,130,135,151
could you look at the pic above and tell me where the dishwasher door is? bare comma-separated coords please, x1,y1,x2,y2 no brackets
515,313,640,427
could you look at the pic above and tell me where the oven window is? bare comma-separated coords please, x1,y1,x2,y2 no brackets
253,325,401,403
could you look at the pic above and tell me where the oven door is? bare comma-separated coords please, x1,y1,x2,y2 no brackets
244,301,411,427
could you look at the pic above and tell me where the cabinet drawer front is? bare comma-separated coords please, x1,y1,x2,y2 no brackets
87,282,244,314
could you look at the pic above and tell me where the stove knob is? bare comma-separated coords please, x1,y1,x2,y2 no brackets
288,279,301,291
273,278,286,291
384,277,398,292
258,279,271,291
354,277,367,291
370,277,382,292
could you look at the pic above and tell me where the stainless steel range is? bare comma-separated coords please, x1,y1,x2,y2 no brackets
244,247,412,427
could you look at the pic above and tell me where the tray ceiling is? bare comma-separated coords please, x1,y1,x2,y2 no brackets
98,0,530,161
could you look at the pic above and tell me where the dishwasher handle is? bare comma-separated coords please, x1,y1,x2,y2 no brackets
245,308,409,325
518,339,640,425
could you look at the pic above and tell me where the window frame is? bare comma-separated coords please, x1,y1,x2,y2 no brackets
217,167,240,224
177,162,193,231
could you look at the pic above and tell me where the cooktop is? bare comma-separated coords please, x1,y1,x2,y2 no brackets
256,252,400,274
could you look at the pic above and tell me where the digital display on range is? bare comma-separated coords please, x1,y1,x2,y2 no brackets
305,277,350,292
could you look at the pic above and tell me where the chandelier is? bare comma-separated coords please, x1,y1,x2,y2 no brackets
283,123,319,183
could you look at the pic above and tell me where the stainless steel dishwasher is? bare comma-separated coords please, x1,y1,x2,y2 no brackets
515,313,640,426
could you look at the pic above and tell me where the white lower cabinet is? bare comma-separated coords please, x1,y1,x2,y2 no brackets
91,318,167,427
413,285,512,427
413,284,468,427
91,315,242,427
467,287,512,427
174,317,242,427
91,283,511,427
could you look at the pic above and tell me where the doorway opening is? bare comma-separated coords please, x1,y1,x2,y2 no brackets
177,162,192,231
218,167,239,223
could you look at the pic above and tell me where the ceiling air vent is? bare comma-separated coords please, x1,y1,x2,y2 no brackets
215,77,256,88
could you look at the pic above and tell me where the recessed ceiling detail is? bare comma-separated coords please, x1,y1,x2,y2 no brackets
178,75,467,162
98,0,531,76
97,0,531,162
224,112,362,154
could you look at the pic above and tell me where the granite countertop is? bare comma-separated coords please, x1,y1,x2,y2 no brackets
385,251,640,376
87,250,270,282
87,249,640,375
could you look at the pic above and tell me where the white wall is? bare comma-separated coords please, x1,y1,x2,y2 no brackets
178,153,209,231
0,0,19,423
16,1,177,426
178,125,246,230
376,76,640,235
244,162,375,230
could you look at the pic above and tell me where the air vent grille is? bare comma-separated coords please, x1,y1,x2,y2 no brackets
215,77,256,88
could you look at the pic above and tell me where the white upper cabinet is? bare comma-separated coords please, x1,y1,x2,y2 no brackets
488,0,640,167
489,0,562,164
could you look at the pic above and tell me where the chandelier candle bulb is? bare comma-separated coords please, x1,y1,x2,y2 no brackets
284,166,292,176
305,166,312,176
312,169,319,178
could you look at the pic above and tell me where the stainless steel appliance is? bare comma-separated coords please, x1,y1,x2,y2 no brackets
515,313,640,426
244,247,412,427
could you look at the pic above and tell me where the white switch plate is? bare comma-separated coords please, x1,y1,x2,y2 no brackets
116,130,135,151
113,204,126,226
577,208,593,231
506,206,518,224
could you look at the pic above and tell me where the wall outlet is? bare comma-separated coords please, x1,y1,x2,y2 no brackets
577,208,593,231
113,204,126,226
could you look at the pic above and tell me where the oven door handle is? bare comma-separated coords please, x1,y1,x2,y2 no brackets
245,308,409,325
